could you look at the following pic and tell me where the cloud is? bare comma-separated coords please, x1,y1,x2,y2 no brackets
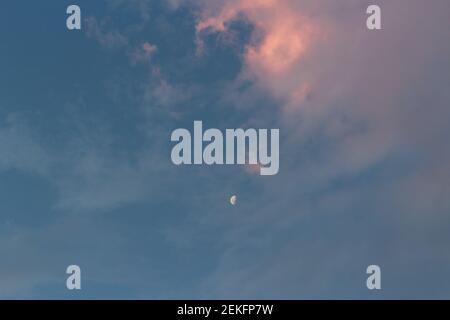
85,16,128,49
0,214,148,298
187,0,450,298
0,114,51,175
2,0,450,298
195,0,450,178
129,42,158,65
0,108,170,213
196,0,321,104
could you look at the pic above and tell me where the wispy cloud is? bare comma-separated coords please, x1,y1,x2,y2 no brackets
85,16,129,49
129,42,158,65
1,0,450,298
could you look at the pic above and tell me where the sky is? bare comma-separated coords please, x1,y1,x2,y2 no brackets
0,0,450,299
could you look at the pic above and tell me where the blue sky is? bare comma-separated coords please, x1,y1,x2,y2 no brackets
1,0,450,299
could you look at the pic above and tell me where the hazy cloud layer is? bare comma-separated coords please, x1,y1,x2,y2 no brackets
0,0,449,298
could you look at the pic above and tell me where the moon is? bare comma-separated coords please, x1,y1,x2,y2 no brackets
230,195,237,206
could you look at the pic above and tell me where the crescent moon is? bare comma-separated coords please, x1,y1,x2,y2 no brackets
230,195,237,205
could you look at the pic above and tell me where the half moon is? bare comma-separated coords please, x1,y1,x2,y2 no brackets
230,195,237,205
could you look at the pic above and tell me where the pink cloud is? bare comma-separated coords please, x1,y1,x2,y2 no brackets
196,0,322,108
195,0,450,185
129,42,158,65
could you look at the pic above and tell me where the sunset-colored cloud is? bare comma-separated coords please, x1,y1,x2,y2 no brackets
196,0,321,109
129,41,158,65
